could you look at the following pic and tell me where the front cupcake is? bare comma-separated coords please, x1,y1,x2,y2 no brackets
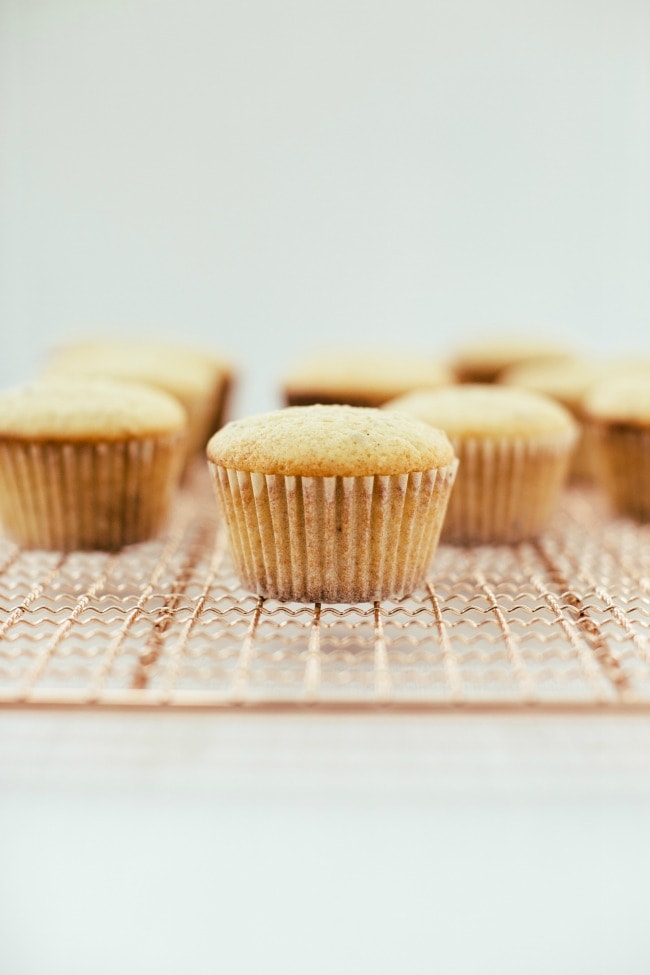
206,405,457,602
0,379,187,550
386,385,577,544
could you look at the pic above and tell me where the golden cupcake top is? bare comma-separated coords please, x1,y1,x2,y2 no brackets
207,404,455,476
386,385,578,439
283,351,452,400
584,376,650,426
452,336,571,382
501,358,650,411
0,379,187,441
46,338,232,400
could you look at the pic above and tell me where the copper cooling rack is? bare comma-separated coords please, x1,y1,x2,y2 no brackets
0,466,649,712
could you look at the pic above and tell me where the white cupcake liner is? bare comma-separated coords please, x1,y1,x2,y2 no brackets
209,461,458,602
442,432,575,544
0,434,185,551
591,424,650,521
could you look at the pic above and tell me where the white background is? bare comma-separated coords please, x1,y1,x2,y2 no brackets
2,711,650,975
1,0,649,415
1,2,650,973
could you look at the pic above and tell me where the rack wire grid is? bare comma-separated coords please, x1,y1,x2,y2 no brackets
0,465,649,712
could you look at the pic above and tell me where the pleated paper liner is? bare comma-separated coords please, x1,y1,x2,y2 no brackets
183,370,234,463
442,432,576,544
210,461,458,602
0,433,185,551
591,424,650,522
570,419,598,482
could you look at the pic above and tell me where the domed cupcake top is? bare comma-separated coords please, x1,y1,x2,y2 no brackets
387,385,577,439
283,351,452,401
452,336,571,382
584,375,650,426
500,358,616,410
0,379,187,441
207,404,454,477
46,338,231,400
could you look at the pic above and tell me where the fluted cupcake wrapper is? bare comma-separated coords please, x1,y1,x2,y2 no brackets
0,434,185,551
591,425,650,522
185,373,233,461
569,423,597,482
210,462,459,602
442,433,575,545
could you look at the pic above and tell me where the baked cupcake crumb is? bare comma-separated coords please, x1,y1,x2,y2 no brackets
386,385,577,543
452,336,571,384
45,337,233,459
0,379,187,550
283,350,452,408
207,405,457,602
583,375,650,521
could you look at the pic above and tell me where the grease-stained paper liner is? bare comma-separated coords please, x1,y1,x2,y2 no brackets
209,373,233,438
442,432,575,545
210,461,458,602
569,419,598,482
185,373,233,461
591,425,650,522
0,434,185,551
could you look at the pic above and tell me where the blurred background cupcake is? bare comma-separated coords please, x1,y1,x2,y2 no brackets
44,337,233,464
501,357,650,481
0,378,187,550
500,358,614,480
451,336,572,385
386,384,577,544
583,375,650,522
283,350,452,408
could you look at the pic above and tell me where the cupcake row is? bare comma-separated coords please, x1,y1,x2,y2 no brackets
0,335,648,606
281,342,650,489
0,338,233,551
208,353,649,599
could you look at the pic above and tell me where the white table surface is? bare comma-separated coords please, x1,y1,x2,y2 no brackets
1,710,649,975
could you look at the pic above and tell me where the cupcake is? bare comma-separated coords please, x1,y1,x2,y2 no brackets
206,405,458,602
500,358,614,480
583,375,650,521
45,337,233,460
282,350,452,408
386,385,577,544
452,336,571,384
0,379,187,550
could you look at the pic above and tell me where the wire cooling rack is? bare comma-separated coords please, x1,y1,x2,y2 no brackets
0,466,649,712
